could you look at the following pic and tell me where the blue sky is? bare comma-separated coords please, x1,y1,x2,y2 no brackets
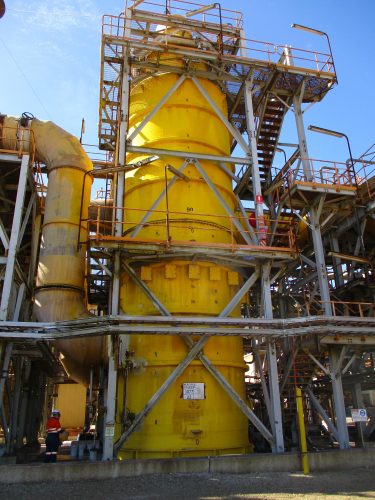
1,0,374,167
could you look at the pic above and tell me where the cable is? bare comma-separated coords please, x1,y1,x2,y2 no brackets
0,37,52,119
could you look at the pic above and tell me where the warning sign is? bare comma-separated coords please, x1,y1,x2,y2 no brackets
351,409,367,422
182,383,205,400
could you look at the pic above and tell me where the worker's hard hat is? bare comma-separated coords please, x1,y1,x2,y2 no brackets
52,409,60,416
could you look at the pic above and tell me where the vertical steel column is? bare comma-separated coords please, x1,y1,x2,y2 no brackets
292,88,312,182
329,347,350,449
24,368,45,446
309,208,332,315
262,263,284,452
240,30,267,245
0,155,29,320
103,7,132,461
0,342,13,414
16,360,31,448
102,338,118,460
6,357,23,453
293,94,332,315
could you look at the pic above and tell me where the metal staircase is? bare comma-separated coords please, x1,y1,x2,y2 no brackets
257,94,288,184
235,93,288,200
86,248,113,313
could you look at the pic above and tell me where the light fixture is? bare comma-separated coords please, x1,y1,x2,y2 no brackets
291,23,325,36
291,23,337,82
307,125,344,139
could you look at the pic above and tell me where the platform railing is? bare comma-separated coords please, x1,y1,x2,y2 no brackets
308,300,375,318
102,12,334,76
355,159,375,201
126,0,243,27
287,158,355,186
267,158,357,205
83,143,114,169
84,204,298,252
0,125,35,163
288,298,375,318
0,125,50,210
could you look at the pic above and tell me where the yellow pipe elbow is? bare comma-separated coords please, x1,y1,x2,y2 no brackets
2,115,103,382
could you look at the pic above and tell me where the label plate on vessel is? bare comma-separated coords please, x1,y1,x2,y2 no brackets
182,382,205,400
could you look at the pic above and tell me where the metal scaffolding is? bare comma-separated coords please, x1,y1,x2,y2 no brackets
1,0,375,461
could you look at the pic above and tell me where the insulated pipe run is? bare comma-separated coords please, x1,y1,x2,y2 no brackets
2,116,104,383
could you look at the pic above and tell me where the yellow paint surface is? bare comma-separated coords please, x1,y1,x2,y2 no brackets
117,44,251,457
55,383,86,429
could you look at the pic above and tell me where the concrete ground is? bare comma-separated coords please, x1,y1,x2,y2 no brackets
1,468,374,500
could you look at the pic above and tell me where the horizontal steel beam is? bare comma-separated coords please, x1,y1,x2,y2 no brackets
126,145,251,165
1,316,375,340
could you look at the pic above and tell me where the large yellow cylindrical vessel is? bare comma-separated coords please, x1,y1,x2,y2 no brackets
116,45,250,457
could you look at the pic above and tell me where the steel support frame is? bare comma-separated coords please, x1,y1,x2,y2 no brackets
102,6,132,461
184,334,274,445
191,76,249,154
240,61,267,244
102,337,118,460
261,262,284,452
24,366,45,447
130,159,189,238
329,346,350,449
113,335,211,452
121,57,257,250
253,345,272,418
6,356,23,454
0,155,29,321
113,264,276,448
127,75,187,143
122,261,171,316
96,4,344,461
280,346,299,394
193,159,254,245
125,66,256,247
127,145,250,166
306,387,340,442
0,218,9,252
293,88,332,316
0,343,13,421
2,287,31,454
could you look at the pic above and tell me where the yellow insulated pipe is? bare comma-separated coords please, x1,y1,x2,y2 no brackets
296,386,310,474
115,33,251,458
2,116,103,384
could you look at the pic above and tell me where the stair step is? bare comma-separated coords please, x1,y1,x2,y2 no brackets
259,125,279,130
258,132,278,139
263,113,283,119
264,106,284,112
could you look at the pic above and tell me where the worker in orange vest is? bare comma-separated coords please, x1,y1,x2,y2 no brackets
44,409,63,463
